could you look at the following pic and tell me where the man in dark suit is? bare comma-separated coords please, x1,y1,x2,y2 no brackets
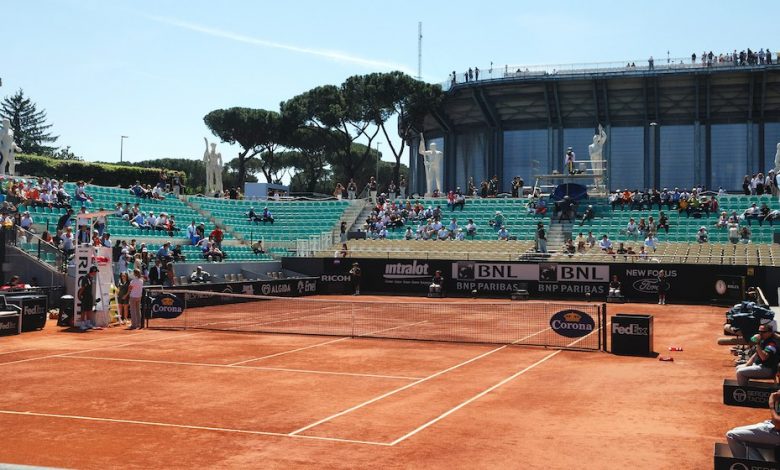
148,259,167,286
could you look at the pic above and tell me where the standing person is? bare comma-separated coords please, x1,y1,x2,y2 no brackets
340,221,348,243
349,262,362,295
116,272,130,325
727,389,780,460
368,177,378,203
347,179,357,200
399,177,407,200
657,270,668,305
536,222,547,253
77,266,99,331
735,323,779,386
128,269,145,330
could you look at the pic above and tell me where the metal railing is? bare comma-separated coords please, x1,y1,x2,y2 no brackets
442,56,779,90
11,226,68,273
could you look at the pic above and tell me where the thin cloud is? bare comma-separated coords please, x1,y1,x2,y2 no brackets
147,15,414,74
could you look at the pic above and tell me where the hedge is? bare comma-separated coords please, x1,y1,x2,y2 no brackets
15,154,186,188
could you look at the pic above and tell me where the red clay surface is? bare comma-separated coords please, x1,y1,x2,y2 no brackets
0,296,762,469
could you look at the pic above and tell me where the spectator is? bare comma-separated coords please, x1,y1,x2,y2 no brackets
347,179,357,200
251,240,265,255
727,221,740,244
77,266,99,331
262,207,274,224
579,205,594,226
156,242,173,263
740,226,752,244
598,234,613,252
489,211,505,230
204,240,224,262
644,233,659,252
625,218,639,241
536,223,547,253
333,183,344,200
743,203,760,225
465,219,477,239
340,221,348,243
210,225,224,250
609,275,622,297
148,259,167,285
56,208,74,232
190,266,211,283
696,226,709,243
497,226,509,241
171,244,186,262
759,203,772,226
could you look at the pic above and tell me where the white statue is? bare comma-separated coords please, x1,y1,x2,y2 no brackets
0,119,21,176
774,142,780,174
203,137,224,196
418,136,443,197
588,124,607,191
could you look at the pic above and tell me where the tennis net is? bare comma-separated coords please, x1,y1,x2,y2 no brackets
145,289,606,351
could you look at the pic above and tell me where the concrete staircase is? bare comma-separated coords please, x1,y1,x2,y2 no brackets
349,201,375,232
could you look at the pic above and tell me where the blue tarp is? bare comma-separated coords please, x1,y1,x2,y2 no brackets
550,183,588,202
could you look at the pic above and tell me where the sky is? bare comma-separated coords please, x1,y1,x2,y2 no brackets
3,0,778,179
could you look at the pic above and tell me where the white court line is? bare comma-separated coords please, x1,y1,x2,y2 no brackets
388,322,605,446
56,355,423,381
0,410,391,447
0,332,203,367
227,320,429,367
287,325,547,436
226,337,349,366
193,304,344,329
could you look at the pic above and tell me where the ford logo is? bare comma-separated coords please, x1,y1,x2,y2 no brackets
632,278,670,294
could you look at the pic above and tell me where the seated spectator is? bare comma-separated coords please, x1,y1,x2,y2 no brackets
404,226,414,240
639,246,648,260
252,240,265,255
534,198,547,216
73,181,92,203
19,211,34,233
616,242,628,255
740,226,752,244
562,239,576,256
171,244,186,262
715,211,729,229
497,226,509,241
586,231,596,248
609,190,621,210
454,228,465,240
186,220,200,245
190,266,211,283
608,275,622,297
644,233,659,252
156,242,173,263
262,207,274,224
203,240,224,262
728,221,740,244
575,232,587,253
696,226,709,243
579,205,594,226
489,211,505,230
758,203,772,226
625,218,639,241
598,235,613,252
743,203,761,225
246,207,261,224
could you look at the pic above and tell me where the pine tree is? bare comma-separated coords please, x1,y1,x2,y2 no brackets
0,89,58,155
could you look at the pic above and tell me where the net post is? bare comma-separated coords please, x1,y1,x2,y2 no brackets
601,303,608,352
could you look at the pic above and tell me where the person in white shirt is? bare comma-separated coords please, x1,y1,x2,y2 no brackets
644,234,658,252
60,227,75,256
599,235,613,251
128,269,145,329
19,211,33,232
497,226,509,240
625,218,639,241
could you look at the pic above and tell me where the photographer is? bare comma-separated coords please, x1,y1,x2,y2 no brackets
564,147,576,174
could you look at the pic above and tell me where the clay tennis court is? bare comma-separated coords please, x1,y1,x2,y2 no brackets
0,296,756,469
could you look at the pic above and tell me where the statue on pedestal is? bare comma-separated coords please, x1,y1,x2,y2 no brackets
418,136,443,197
203,137,224,196
0,119,21,176
774,142,780,174
588,124,607,191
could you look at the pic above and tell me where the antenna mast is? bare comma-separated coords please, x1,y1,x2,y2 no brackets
417,22,422,80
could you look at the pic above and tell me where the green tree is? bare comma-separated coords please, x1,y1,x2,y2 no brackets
281,84,379,185
0,89,58,155
203,107,287,189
